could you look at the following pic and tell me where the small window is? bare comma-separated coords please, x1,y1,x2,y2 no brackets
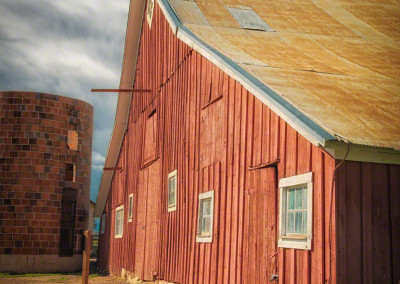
278,172,313,250
147,0,154,28
65,163,76,182
100,214,106,234
115,205,124,238
67,130,78,150
196,190,214,243
168,170,177,212
128,194,133,222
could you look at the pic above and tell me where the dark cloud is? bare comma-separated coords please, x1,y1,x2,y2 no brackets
0,0,130,201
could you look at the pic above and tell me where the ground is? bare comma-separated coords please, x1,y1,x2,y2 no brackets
0,273,127,284
0,262,128,284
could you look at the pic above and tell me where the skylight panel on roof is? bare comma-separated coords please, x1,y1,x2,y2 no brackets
227,8,273,32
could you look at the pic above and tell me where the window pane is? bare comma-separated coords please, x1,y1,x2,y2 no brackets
288,189,295,210
168,176,176,207
203,199,210,216
129,197,133,218
199,198,212,235
295,211,302,234
118,211,121,234
169,189,175,206
303,187,307,209
302,211,307,234
116,211,120,235
120,210,123,234
205,216,211,233
116,209,123,235
287,212,295,233
295,188,303,209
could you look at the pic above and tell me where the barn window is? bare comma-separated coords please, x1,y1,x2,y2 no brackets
142,109,158,167
167,170,177,212
196,190,214,243
115,205,124,238
147,0,154,28
100,214,106,234
128,193,133,222
278,172,313,250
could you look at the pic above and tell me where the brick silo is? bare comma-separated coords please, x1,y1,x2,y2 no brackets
0,91,93,273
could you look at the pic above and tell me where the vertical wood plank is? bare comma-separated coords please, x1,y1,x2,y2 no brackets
361,163,373,284
371,163,392,283
345,162,362,284
389,165,400,283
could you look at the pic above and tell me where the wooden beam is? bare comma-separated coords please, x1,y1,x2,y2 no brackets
248,159,280,171
103,167,123,171
81,230,91,284
91,88,151,93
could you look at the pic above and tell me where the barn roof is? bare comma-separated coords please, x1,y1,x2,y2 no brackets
163,0,400,150
94,0,400,216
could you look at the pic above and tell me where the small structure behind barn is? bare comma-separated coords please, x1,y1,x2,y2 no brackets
95,0,400,283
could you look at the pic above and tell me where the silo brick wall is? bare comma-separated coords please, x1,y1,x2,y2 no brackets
0,91,93,257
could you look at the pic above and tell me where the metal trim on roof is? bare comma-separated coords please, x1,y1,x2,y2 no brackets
158,0,335,146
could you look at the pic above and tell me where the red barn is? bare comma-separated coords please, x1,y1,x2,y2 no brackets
94,0,400,283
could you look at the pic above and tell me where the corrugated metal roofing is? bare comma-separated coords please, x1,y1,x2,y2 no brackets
167,0,400,150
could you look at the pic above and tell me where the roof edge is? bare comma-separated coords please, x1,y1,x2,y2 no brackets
94,0,146,218
324,141,400,165
158,0,335,147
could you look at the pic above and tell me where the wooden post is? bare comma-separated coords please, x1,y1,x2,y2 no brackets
82,230,91,284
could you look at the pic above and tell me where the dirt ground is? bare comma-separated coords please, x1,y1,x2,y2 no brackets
0,273,128,284
0,262,128,284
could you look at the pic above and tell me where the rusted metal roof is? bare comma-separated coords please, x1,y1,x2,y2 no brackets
166,0,400,150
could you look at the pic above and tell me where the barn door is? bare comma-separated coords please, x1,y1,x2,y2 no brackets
244,167,278,282
134,161,161,280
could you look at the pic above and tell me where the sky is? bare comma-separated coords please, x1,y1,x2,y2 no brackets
0,0,130,202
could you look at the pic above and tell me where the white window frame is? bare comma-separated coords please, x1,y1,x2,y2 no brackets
167,170,177,212
278,172,313,250
115,205,124,239
100,214,106,234
196,190,214,243
128,193,133,222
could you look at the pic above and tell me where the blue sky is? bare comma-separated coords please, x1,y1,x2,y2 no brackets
0,0,130,202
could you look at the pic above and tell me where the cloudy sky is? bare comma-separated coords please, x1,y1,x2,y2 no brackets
0,0,130,201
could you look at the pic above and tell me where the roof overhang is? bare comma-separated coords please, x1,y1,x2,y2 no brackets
324,141,400,165
94,0,146,217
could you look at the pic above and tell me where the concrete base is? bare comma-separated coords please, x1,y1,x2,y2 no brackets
0,254,83,273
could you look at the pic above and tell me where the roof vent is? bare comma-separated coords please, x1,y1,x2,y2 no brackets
227,7,273,32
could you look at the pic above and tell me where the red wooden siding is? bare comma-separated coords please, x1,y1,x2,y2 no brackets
336,161,400,284
97,1,338,283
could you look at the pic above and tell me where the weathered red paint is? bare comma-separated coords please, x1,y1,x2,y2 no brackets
96,1,399,283
336,161,400,283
